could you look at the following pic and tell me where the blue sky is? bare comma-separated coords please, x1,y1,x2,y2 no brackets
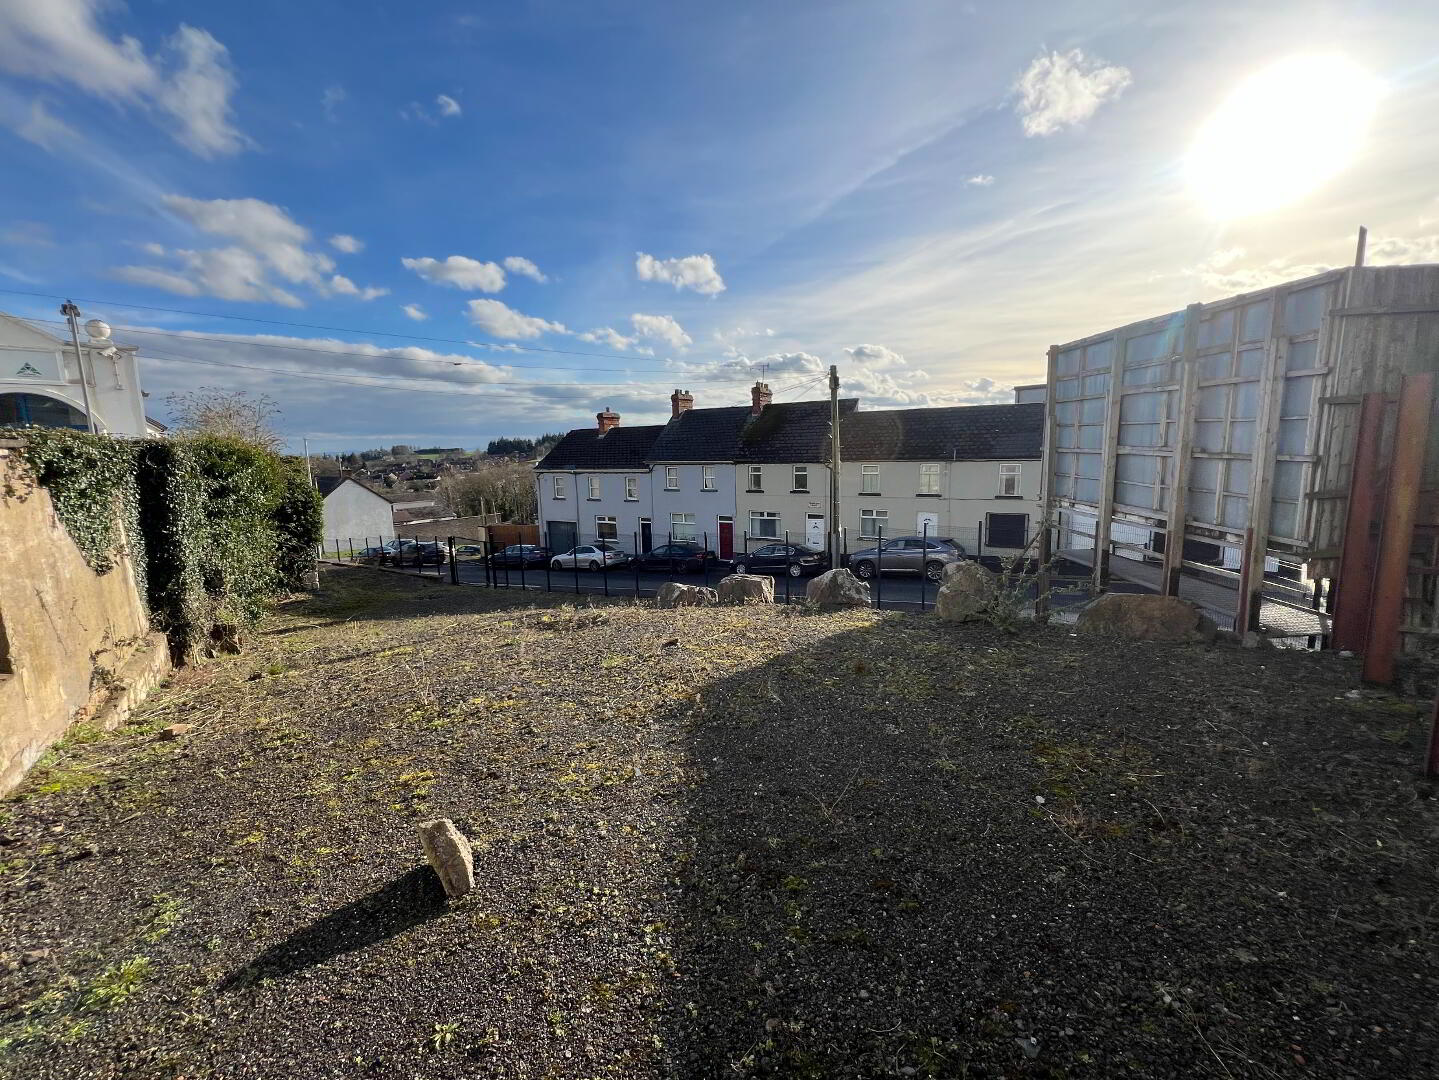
2,0,1437,451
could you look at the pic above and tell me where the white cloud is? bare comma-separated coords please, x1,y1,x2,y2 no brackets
1014,49,1131,137
635,251,726,295
1366,232,1439,266
844,343,909,371
1,220,54,246
0,2,248,157
329,233,363,254
718,351,826,381
965,174,995,186
578,326,638,350
465,298,566,339
111,194,384,307
503,255,548,283
321,84,346,122
156,26,247,158
402,255,506,292
436,93,462,118
402,94,463,124
630,313,691,349
1185,247,1333,293
12,98,77,150
402,303,428,321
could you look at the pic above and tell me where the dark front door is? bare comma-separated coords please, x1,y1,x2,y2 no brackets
639,518,653,552
718,519,734,559
547,520,577,554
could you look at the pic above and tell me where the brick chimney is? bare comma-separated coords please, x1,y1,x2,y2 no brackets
750,381,772,416
596,407,620,435
670,388,694,417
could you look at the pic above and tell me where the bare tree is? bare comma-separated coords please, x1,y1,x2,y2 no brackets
165,388,284,451
438,459,537,522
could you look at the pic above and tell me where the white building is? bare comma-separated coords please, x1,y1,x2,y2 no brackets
0,312,151,436
320,478,397,549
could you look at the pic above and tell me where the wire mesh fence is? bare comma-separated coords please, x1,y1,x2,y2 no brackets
321,521,1087,614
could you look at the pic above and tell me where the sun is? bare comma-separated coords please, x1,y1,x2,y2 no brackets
1186,54,1382,219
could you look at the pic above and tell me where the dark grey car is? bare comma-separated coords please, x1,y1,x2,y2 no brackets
847,536,966,582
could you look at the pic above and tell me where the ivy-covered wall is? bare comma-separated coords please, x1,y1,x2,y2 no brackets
0,429,323,660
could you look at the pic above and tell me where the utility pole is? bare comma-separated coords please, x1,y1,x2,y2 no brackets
302,437,316,487
60,302,98,434
827,364,842,566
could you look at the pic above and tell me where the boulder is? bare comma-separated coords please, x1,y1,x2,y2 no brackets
418,818,474,899
1075,593,1218,643
717,574,775,605
655,582,718,608
158,724,194,740
805,568,870,609
935,561,999,623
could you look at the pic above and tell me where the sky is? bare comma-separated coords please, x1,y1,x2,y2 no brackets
1,0,1437,453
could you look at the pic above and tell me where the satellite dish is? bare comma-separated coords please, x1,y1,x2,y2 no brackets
84,319,112,344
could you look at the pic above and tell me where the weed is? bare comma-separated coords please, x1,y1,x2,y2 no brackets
82,956,152,1010
429,1020,461,1052
142,895,186,942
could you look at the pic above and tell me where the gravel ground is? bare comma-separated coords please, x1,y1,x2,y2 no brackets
1,565,1436,1079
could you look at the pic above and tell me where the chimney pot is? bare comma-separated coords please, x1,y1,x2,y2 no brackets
596,407,621,435
750,381,773,415
670,388,695,417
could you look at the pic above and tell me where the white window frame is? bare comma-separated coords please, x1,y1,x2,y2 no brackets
999,463,1022,497
595,515,617,540
859,507,889,539
551,474,565,499
702,464,717,491
749,511,781,539
748,464,763,491
861,464,881,493
918,462,941,495
664,465,679,490
670,512,697,542
792,465,808,491
587,475,602,500
624,476,638,501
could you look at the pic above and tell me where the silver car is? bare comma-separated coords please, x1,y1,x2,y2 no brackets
549,542,629,572
847,536,966,583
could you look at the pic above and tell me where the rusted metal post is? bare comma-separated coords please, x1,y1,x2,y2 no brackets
1331,392,1387,652
1362,373,1433,685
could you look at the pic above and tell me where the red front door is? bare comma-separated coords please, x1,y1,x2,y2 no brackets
718,519,734,559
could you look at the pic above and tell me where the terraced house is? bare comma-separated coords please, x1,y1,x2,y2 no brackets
534,383,1045,558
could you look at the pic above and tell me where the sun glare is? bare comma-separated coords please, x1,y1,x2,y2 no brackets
1186,54,1382,219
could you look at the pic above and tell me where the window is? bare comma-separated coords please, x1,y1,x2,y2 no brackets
998,464,1021,497
702,464,716,491
861,464,880,493
859,507,889,538
748,464,763,491
792,465,809,492
918,462,941,495
551,475,565,499
986,513,1029,549
670,512,697,542
665,465,679,490
587,475,601,500
749,511,781,539
624,476,638,501
595,516,617,540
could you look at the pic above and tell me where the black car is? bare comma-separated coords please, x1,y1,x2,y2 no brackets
488,544,551,568
394,540,447,566
731,543,829,578
633,542,718,574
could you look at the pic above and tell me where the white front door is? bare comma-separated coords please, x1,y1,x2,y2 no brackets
806,513,825,549
916,511,940,540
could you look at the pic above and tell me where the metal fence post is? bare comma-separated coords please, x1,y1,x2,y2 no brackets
875,525,883,609
573,541,581,595
919,520,928,612
702,531,710,589
634,531,642,597
448,537,458,585
783,530,792,604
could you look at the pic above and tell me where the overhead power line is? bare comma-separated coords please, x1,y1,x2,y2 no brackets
0,286,707,366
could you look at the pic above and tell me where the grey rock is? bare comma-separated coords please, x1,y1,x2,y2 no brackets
1075,593,1218,643
717,574,775,605
935,561,998,623
418,818,474,899
804,568,870,609
655,582,718,608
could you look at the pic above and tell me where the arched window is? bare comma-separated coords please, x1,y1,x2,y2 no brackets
0,393,88,430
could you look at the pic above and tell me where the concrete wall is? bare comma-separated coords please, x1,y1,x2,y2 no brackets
323,480,395,548
537,468,654,552
649,462,737,549
0,448,169,794
839,459,1043,552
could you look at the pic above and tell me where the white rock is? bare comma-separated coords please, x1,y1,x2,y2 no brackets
418,818,474,899
655,582,718,608
717,574,774,605
935,561,998,623
804,568,870,609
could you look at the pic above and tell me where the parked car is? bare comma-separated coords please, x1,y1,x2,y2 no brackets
550,542,630,572
730,543,829,578
632,541,718,574
489,544,551,568
454,544,487,559
355,545,390,564
847,536,966,582
394,540,447,566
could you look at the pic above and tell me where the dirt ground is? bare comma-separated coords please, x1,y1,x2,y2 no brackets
1,565,1436,1079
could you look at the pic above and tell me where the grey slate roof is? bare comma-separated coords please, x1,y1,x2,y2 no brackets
535,424,663,470
840,402,1044,461
735,398,857,462
646,405,751,462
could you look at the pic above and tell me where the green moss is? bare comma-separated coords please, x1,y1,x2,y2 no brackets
82,956,152,1010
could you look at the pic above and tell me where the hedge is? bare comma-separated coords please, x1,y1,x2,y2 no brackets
1,428,323,660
